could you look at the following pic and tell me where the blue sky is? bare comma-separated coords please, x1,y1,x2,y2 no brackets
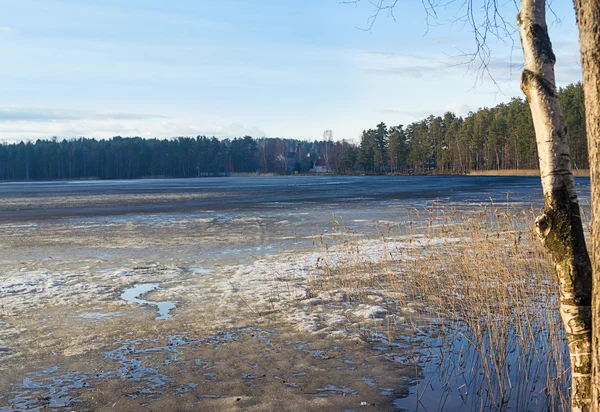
0,0,582,142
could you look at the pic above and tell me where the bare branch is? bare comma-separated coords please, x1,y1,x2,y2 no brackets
343,0,524,93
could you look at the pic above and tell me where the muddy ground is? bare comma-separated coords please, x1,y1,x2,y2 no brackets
0,185,433,411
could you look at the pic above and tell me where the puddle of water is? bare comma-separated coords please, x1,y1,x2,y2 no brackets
3,327,415,410
120,283,177,320
0,367,111,412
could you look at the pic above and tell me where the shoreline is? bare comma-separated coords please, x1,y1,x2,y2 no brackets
0,202,567,410
468,168,590,177
0,169,591,183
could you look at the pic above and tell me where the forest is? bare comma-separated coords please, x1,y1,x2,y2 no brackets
0,82,586,181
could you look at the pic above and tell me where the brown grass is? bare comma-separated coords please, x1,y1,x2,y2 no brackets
307,204,575,410
468,169,589,177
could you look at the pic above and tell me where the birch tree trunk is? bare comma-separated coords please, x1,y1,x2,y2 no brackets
518,1,593,410
572,1,600,409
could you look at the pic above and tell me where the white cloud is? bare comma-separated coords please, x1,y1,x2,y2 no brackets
444,103,473,117
0,108,268,142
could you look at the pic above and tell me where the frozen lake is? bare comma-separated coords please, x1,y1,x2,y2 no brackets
2,175,589,266
0,175,590,220
0,175,591,411
0,175,589,265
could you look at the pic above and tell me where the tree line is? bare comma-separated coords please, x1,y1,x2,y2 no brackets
354,82,587,174
0,82,586,181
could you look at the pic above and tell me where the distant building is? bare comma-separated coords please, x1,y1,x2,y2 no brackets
310,158,332,173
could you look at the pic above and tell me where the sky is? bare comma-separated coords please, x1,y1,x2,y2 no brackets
0,0,583,143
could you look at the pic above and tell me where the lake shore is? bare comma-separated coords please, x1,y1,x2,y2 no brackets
0,176,589,410
0,206,424,411
468,168,590,177
0,167,590,183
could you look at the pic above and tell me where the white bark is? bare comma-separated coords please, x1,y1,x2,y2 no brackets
518,1,593,410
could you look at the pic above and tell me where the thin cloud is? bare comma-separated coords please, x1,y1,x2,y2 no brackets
378,103,473,119
0,108,166,123
366,65,441,78
0,109,80,122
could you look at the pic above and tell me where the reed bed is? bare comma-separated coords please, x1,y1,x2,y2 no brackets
307,204,575,410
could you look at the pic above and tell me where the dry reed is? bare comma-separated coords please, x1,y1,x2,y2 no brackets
306,203,574,411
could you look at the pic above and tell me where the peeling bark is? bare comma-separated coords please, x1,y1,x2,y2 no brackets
518,1,593,410
573,1,600,410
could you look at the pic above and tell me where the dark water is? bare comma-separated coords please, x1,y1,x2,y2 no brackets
0,175,590,221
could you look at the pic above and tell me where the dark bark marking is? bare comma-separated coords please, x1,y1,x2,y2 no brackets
521,69,557,99
531,23,556,64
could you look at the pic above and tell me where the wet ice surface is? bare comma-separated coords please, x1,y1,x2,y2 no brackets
0,367,103,411
0,327,414,411
120,283,177,320
0,176,591,410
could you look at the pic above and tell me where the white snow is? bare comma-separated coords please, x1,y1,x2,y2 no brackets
0,235,460,340
353,304,389,319
0,264,186,317
219,235,461,334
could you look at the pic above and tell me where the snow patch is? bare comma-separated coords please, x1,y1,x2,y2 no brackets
220,235,460,335
353,305,389,320
0,265,186,317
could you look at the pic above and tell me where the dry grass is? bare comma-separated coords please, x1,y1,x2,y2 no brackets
468,169,589,177
307,204,575,410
